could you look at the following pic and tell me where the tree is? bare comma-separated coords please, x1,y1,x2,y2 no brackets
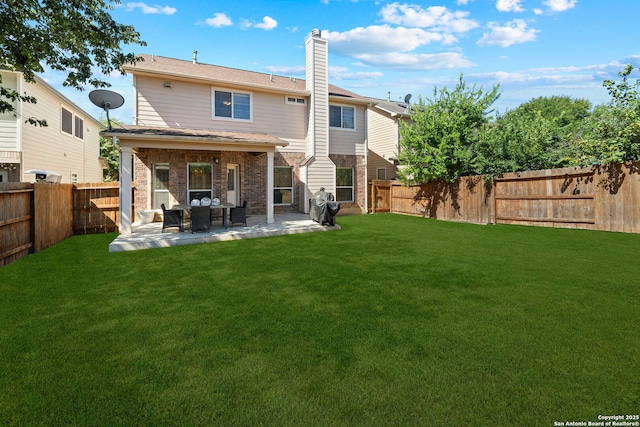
100,118,121,181
473,111,573,178
397,74,500,184
0,0,145,125
506,95,591,134
575,65,640,164
472,96,591,177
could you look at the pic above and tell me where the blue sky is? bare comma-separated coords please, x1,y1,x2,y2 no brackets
44,0,640,124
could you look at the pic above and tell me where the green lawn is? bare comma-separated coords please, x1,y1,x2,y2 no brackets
1,214,638,426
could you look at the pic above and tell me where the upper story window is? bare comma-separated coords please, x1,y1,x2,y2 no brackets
285,96,306,106
61,107,73,135
213,89,251,121
329,105,355,130
61,106,84,140
74,116,84,139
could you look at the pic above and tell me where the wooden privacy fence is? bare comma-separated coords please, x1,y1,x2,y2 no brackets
370,161,640,233
1,182,125,267
73,183,121,234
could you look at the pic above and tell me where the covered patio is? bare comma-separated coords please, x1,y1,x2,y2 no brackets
108,212,340,252
102,125,292,235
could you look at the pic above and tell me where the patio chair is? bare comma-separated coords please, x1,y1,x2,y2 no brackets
229,200,247,227
190,205,211,233
161,204,183,232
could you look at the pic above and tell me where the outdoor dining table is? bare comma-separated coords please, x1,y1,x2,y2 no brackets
173,202,235,228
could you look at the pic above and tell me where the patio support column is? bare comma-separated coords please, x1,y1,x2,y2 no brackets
119,145,133,234
266,151,274,224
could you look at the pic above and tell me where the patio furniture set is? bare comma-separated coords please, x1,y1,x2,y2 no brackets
161,200,248,233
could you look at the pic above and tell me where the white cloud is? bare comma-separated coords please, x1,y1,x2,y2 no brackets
324,25,454,57
122,2,176,15
330,68,384,80
474,70,595,87
203,12,232,27
544,0,578,12
264,65,305,75
380,3,478,33
496,0,524,13
529,58,640,75
241,16,278,30
254,16,278,30
477,19,538,47
353,52,475,70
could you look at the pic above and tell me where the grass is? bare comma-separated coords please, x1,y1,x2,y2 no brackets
1,214,639,426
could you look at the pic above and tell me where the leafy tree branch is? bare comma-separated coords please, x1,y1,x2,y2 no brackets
0,0,145,124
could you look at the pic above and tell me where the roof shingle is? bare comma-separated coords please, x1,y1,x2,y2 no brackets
123,54,371,103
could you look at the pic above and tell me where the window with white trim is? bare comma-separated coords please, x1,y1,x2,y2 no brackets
213,89,251,120
153,163,169,209
61,107,73,135
336,167,354,202
274,166,293,205
285,96,306,105
188,163,213,202
329,105,355,130
61,106,84,140
74,116,84,139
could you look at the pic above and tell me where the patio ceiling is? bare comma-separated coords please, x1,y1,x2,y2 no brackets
101,125,289,152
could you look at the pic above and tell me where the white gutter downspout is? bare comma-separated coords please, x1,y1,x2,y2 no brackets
132,75,138,125
364,105,369,214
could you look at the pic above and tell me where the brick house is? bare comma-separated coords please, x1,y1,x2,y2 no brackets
104,29,378,234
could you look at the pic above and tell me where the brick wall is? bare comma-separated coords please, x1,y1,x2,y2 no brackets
133,149,308,215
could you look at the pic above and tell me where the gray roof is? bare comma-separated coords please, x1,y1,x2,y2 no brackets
102,124,288,147
370,99,412,117
123,54,370,103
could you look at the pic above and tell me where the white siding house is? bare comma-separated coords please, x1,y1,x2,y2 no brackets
104,30,379,233
366,100,412,181
0,70,103,183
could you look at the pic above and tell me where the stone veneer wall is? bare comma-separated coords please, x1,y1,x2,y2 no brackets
330,154,366,214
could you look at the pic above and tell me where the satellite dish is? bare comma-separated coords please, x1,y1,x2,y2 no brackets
89,89,124,131
404,93,412,104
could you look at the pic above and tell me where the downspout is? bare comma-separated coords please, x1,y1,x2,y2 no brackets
364,105,369,214
16,73,24,181
132,75,138,125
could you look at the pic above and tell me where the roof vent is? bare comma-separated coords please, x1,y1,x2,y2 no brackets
193,50,198,64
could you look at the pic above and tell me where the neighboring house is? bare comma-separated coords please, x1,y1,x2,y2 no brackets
0,70,103,183
367,98,412,181
105,29,376,233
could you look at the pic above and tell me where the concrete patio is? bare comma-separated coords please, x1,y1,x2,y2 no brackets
109,212,340,252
